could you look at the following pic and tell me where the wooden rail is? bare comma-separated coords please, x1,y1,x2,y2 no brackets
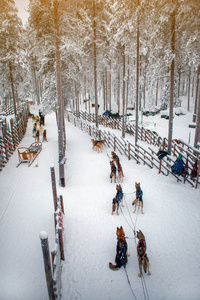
0,103,29,171
66,111,200,189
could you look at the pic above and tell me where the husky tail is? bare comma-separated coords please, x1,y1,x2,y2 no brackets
109,262,121,271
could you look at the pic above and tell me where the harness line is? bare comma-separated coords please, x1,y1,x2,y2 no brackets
105,149,150,300
124,268,138,300
141,275,150,300
123,197,150,300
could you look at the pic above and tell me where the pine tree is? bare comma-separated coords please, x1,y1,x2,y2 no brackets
0,0,26,116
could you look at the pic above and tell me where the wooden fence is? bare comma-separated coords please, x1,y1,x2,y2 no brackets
71,110,200,153
66,111,200,189
40,167,65,300
51,167,65,300
0,102,29,171
0,102,26,117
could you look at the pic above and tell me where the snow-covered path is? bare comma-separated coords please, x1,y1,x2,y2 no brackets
0,113,58,300
61,121,200,300
0,111,200,300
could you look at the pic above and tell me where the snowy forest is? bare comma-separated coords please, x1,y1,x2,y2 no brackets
0,0,200,126
0,0,200,159
1,1,200,300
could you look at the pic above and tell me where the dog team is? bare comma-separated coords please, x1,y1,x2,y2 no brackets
109,226,151,278
108,152,150,278
90,140,151,277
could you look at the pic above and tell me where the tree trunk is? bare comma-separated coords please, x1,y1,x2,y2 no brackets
109,59,112,111
194,70,200,149
105,67,108,110
32,58,40,105
126,55,129,108
93,0,98,128
193,65,200,121
9,61,17,121
177,69,181,98
122,44,126,138
102,71,106,111
187,66,191,112
143,55,147,109
54,0,65,187
117,67,120,113
168,8,175,155
135,0,140,145
155,80,158,107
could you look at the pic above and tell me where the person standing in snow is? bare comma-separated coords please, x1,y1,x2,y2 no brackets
32,123,37,138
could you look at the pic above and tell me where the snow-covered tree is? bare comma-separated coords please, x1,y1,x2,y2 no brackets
0,0,28,112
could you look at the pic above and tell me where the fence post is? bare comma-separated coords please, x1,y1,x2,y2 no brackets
158,160,162,174
59,195,65,214
58,228,65,261
128,142,130,160
195,159,200,189
40,231,55,300
50,166,57,211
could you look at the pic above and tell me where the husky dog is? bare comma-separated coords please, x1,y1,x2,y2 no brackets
117,161,124,182
112,185,124,215
136,230,151,277
109,226,129,270
91,139,105,151
116,184,124,207
96,142,104,153
112,197,119,215
111,151,120,164
132,182,144,214
110,161,116,183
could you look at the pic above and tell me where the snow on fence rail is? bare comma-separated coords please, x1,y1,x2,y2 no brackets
66,111,200,189
0,103,29,171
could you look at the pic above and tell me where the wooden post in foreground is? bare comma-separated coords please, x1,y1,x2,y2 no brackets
59,195,65,214
50,166,57,211
40,231,55,300
58,228,65,261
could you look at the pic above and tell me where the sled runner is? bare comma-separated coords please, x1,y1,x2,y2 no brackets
16,142,42,167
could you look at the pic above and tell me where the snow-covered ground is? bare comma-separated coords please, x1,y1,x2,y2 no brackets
0,99,200,300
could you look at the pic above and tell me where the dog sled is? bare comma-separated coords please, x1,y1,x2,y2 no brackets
16,142,42,167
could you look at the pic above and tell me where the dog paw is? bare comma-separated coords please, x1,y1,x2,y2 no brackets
148,272,151,276
138,273,142,277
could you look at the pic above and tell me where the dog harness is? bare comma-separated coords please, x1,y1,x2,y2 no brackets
117,241,127,268
117,163,122,172
111,165,116,173
137,239,146,259
136,188,143,202
116,190,123,204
